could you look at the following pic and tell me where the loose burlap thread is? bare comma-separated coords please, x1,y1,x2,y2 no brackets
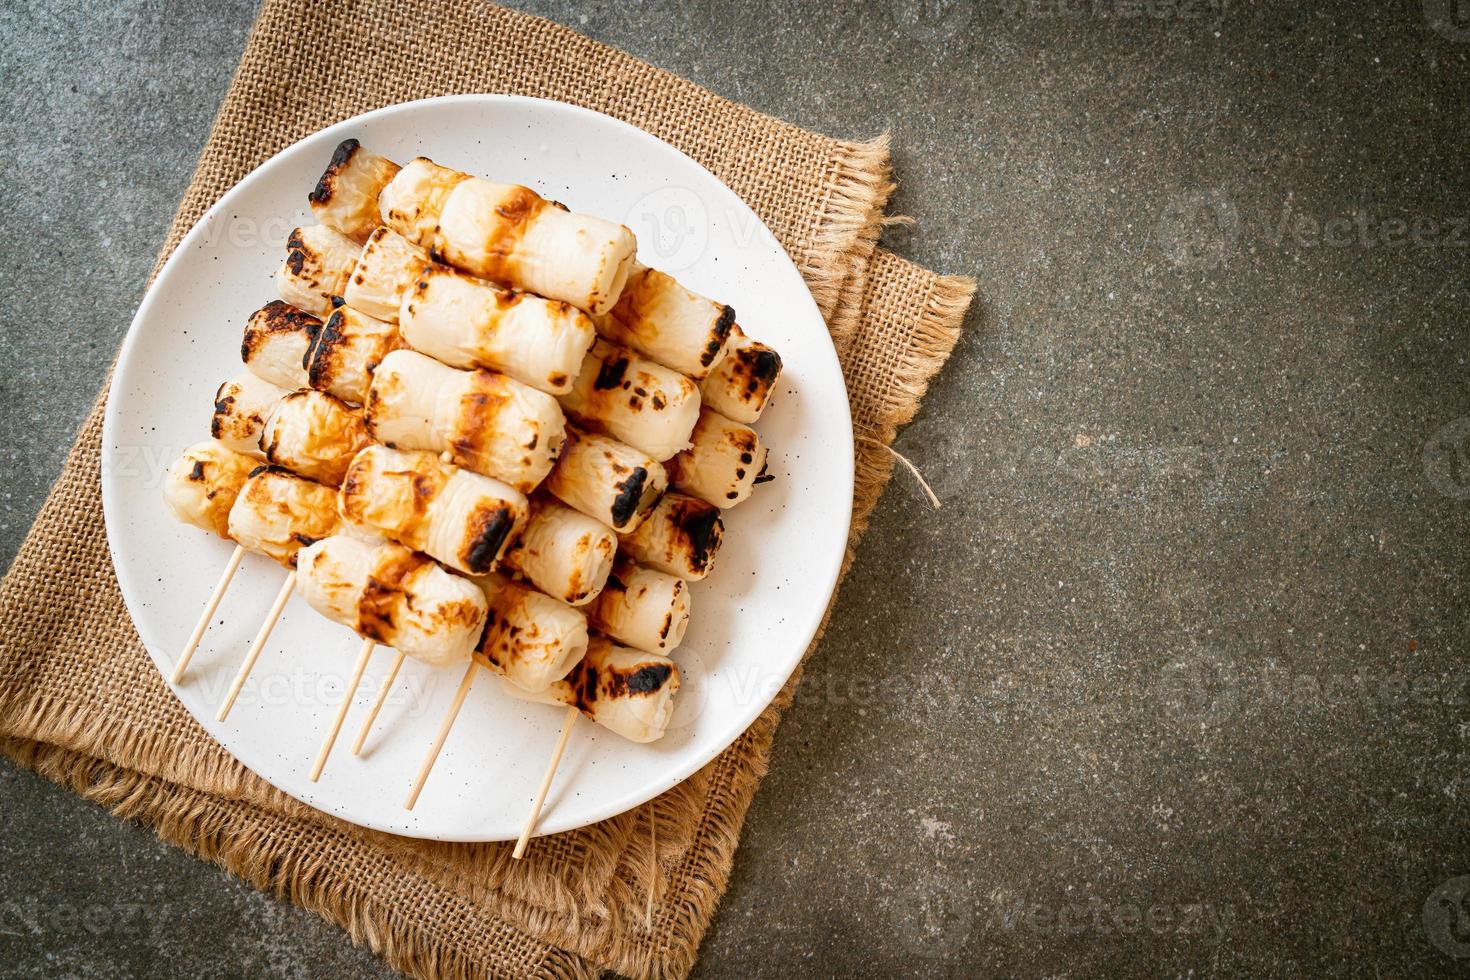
0,2,975,977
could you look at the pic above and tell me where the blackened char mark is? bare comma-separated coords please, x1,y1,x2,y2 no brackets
579,662,600,706
464,506,516,573
211,385,236,438
308,138,361,205
677,500,723,573
593,354,630,391
308,310,348,384
703,306,737,366
608,466,649,528
606,662,674,698
750,347,782,382
246,301,323,371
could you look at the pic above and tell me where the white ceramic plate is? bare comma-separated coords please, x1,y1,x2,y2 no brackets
102,95,852,841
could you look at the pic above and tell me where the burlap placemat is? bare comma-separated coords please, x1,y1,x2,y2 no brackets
0,2,974,976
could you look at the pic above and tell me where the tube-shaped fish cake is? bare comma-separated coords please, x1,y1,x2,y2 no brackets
305,302,400,404
364,348,564,494
474,571,588,690
259,389,370,487
377,156,466,246
666,408,768,509
697,326,782,424
559,339,701,461
339,444,528,575
162,440,259,538
342,227,427,323
617,492,723,581
500,637,679,743
500,495,616,607
212,372,289,457
226,466,341,567
276,225,361,317
597,265,734,379
241,300,320,390
544,425,667,534
296,532,486,668
308,139,402,243
587,557,690,655
398,261,594,395
380,158,637,315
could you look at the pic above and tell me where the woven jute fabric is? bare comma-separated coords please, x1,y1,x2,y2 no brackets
0,1,975,977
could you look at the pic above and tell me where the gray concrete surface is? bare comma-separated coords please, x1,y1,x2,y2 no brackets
2,0,1468,976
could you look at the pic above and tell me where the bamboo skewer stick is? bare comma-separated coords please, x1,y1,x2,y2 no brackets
513,705,580,859
309,637,376,781
172,544,245,684
403,661,478,810
351,650,406,755
216,571,297,721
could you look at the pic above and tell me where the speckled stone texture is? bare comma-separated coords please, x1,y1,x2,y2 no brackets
2,1,1468,976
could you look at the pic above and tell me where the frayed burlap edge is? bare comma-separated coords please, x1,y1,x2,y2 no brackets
803,133,893,324
0,736,593,980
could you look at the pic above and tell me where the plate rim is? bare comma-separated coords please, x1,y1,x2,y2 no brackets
101,93,854,841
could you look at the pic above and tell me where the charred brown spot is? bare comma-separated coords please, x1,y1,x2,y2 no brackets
651,394,666,411
357,548,428,642
475,186,548,284
609,467,649,528
188,460,206,481
549,372,568,388
308,138,361,205
464,506,516,572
